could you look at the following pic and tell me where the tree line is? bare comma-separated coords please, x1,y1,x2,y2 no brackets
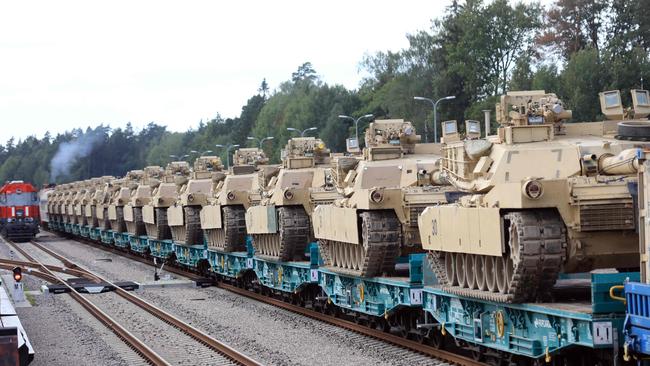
1,0,648,186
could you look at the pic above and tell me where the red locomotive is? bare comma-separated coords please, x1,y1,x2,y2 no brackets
0,180,40,241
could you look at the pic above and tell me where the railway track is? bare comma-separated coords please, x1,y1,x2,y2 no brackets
1,237,260,366
44,232,486,366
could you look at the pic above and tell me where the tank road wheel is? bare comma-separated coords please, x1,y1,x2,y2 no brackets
444,252,457,286
495,256,508,294
277,206,311,261
485,256,497,292
474,255,486,291
465,254,477,290
455,253,467,288
222,206,247,252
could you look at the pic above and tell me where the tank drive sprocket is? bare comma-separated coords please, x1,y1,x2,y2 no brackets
207,206,247,252
253,206,311,261
429,210,565,303
319,210,401,277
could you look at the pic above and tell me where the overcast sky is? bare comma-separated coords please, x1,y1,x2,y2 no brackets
0,0,456,143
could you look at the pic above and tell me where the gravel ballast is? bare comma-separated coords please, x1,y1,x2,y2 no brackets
3,233,444,365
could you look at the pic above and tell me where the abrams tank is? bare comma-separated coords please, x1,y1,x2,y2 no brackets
142,161,191,240
46,185,64,228
96,178,120,230
246,137,339,261
418,89,650,303
86,177,114,228
167,156,225,246
79,178,103,227
201,148,276,252
312,119,449,277
123,166,164,237
63,183,79,225
107,174,139,233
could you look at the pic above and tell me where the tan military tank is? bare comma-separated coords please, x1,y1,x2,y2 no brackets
107,175,136,233
80,178,99,227
418,89,650,303
142,161,191,241
246,137,338,261
47,184,64,228
313,119,449,276
168,156,225,246
123,166,164,237
63,183,79,225
96,178,120,231
86,177,114,228
201,147,276,252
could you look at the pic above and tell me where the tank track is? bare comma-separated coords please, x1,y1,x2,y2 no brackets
155,207,172,240
429,210,565,303
319,211,401,277
111,207,127,233
132,207,146,236
183,206,204,245
253,206,310,261
206,206,247,252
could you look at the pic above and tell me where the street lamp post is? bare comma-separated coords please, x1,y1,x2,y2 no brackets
414,95,456,143
338,114,373,147
247,136,275,148
214,144,240,167
190,150,213,156
169,154,189,161
287,127,317,137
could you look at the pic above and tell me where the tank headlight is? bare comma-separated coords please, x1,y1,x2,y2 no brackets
370,189,384,203
522,180,543,199
188,193,195,202
227,191,236,201
283,189,294,200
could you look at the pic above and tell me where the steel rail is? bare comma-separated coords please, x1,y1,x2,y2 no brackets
29,239,261,366
53,232,485,366
1,238,170,365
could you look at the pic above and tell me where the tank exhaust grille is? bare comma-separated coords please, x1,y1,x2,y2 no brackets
579,203,635,231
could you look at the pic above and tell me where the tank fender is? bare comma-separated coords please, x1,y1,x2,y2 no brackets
312,205,359,244
245,205,278,234
200,204,222,229
418,205,503,256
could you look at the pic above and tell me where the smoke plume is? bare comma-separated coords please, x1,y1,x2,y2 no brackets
50,131,103,182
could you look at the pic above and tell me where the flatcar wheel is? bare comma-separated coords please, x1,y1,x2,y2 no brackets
486,256,497,292
445,252,457,286
470,346,485,362
455,253,467,288
465,254,476,289
475,255,486,291
430,328,444,349
496,256,508,294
